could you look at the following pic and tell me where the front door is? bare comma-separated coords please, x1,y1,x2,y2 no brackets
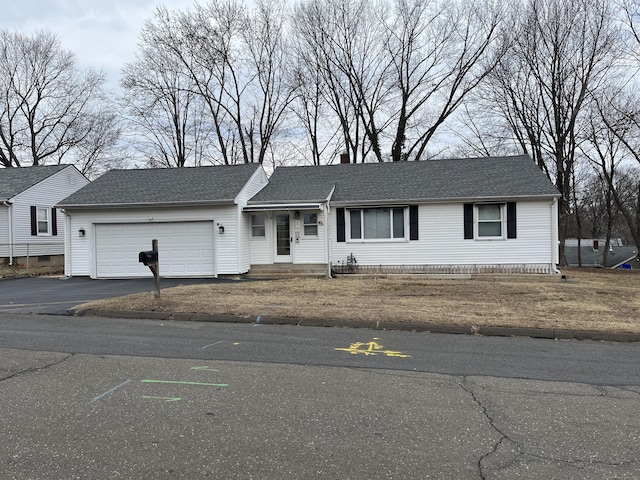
275,214,292,262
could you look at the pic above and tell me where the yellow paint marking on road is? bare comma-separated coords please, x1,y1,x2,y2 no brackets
335,340,411,358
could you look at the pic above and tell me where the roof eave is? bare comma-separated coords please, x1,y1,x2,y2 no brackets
329,193,561,207
243,202,324,212
57,199,237,209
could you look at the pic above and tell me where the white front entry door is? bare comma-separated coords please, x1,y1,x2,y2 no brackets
274,214,292,263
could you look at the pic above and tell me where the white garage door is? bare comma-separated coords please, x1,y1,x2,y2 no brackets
95,222,215,278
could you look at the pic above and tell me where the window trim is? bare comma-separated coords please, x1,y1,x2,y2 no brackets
250,213,266,239
302,212,318,237
37,207,51,236
475,203,505,240
347,207,407,242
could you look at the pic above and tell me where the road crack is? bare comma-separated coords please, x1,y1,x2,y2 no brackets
0,353,74,383
460,376,522,479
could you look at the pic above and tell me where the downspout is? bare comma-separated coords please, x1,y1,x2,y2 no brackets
3,201,13,265
551,198,561,274
61,208,71,277
325,185,336,279
236,204,242,275
325,201,332,278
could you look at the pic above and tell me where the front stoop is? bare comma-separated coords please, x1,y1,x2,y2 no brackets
245,263,328,279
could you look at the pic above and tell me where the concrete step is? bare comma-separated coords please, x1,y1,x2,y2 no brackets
245,264,328,279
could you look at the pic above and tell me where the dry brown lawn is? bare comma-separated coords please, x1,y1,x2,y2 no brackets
75,268,640,334
0,263,64,278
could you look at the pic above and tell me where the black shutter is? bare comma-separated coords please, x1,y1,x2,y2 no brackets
51,207,58,236
30,206,37,236
409,205,419,241
463,203,474,239
507,202,517,239
336,208,345,242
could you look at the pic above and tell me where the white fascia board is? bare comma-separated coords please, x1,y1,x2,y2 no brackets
243,203,323,212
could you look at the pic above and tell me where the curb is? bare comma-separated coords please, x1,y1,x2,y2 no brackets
74,309,640,343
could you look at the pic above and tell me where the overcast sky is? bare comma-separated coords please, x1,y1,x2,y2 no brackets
1,0,196,92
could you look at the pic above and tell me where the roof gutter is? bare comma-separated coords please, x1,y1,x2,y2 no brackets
328,193,562,207
57,199,237,209
243,203,323,212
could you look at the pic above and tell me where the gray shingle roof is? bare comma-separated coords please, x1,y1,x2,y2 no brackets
0,165,70,201
564,245,638,268
58,164,262,207
248,155,560,205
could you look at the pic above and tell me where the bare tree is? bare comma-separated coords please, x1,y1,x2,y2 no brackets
293,0,383,163
383,0,503,162
139,1,295,165
0,30,116,168
592,91,640,249
121,11,214,168
475,0,620,263
292,0,502,163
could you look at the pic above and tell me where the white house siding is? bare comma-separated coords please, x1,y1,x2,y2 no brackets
249,212,273,265
330,200,557,271
65,205,242,278
235,168,269,273
12,166,88,257
0,205,9,257
291,210,326,264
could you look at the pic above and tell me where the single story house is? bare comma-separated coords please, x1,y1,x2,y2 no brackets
57,164,268,278
0,164,88,266
246,154,561,275
58,155,561,279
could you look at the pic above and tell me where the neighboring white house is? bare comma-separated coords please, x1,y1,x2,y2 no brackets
0,165,89,266
245,155,561,275
57,164,268,279
58,155,561,279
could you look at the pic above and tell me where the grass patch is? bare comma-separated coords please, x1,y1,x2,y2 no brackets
74,268,640,334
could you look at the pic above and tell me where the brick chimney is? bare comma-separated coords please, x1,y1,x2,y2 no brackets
340,153,350,164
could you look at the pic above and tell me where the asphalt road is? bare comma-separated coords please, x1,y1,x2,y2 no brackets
0,276,236,314
1,312,640,386
1,317,640,479
1,276,640,478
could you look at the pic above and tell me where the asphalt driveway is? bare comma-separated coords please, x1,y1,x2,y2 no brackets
0,276,234,315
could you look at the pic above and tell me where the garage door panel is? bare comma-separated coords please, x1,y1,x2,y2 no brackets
96,222,215,278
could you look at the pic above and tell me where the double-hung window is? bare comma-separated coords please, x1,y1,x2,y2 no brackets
349,207,405,240
303,213,318,236
251,214,265,238
464,202,516,240
37,207,50,235
477,204,503,238
30,206,57,237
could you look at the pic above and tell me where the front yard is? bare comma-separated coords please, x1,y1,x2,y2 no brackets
75,268,640,334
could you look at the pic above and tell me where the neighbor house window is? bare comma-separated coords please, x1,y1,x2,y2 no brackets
477,204,503,238
303,213,318,236
251,214,265,237
37,207,50,235
349,208,405,240
30,206,57,237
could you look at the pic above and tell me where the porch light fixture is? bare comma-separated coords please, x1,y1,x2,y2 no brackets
218,224,225,234
78,228,85,237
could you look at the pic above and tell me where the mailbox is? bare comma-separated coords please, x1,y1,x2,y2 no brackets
138,250,158,266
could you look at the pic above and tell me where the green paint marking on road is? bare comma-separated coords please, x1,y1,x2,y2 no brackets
142,396,182,402
191,366,219,372
142,380,228,387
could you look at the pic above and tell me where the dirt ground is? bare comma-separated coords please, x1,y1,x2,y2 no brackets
75,268,640,334
0,263,64,278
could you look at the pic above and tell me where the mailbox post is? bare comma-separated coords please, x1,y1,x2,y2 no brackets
138,239,160,299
